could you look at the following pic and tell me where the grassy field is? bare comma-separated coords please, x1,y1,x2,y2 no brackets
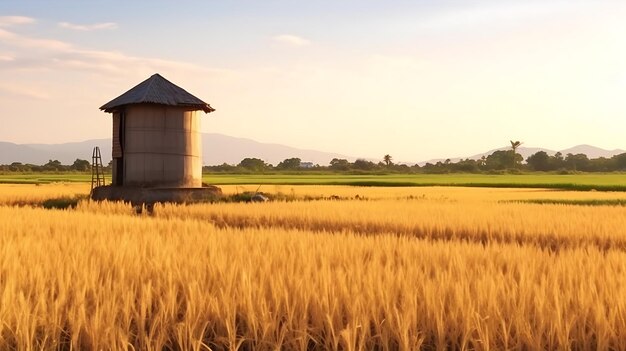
2,184,626,349
206,173,626,191
0,173,90,184
2,172,626,191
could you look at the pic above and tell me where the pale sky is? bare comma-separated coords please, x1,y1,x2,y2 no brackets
1,0,625,162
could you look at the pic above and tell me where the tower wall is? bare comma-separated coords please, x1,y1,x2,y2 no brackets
120,104,202,188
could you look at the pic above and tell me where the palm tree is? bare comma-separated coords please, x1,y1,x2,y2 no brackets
383,154,393,167
510,140,523,168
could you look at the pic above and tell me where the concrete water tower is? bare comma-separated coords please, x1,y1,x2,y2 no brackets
92,74,221,204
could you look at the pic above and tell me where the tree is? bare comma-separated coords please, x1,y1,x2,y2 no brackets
329,158,350,171
510,140,522,153
564,153,589,171
509,140,523,168
612,153,626,171
42,159,63,171
276,157,301,170
204,163,238,172
383,154,393,167
71,159,91,171
526,151,551,171
485,150,521,170
237,158,269,172
588,157,612,172
352,159,376,171
552,152,565,169
453,159,480,173
9,162,21,170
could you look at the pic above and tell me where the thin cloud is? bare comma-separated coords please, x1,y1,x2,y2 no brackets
0,27,231,78
0,54,14,62
0,83,49,100
58,21,118,31
273,34,310,47
0,16,36,27
0,28,72,51
420,2,583,30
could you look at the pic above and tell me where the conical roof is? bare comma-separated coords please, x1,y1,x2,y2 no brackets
100,73,215,113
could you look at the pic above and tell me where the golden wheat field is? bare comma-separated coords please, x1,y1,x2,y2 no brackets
1,184,626,350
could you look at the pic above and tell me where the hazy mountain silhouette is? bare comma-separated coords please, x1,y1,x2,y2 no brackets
201,134,354,165
558,144,626,159
0,134,354,166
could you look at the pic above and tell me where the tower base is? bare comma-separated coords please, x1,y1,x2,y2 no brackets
91,185,222,206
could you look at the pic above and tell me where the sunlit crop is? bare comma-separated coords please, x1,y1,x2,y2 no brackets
1,184,626,349
0,183,88,206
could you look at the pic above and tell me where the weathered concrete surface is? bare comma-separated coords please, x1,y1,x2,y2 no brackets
91,185,222,205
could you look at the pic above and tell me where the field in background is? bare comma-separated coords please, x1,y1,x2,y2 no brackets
1,183,626,349
3,172,626,191
0,173,89,184
207,173,626,191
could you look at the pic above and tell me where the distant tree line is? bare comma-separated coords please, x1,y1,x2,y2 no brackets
416,150,626,174
4,151,626,174
0,159,95,172
204,156,410,174
203,151,626,174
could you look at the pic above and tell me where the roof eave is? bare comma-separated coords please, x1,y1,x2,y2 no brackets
199,104,216,113
100,102,215,114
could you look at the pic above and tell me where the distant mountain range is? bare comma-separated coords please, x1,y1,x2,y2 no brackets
421,145,626,165
0,133,355,166
1,134,624,167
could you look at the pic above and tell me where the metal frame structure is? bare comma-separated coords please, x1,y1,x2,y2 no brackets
90,146,105,194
